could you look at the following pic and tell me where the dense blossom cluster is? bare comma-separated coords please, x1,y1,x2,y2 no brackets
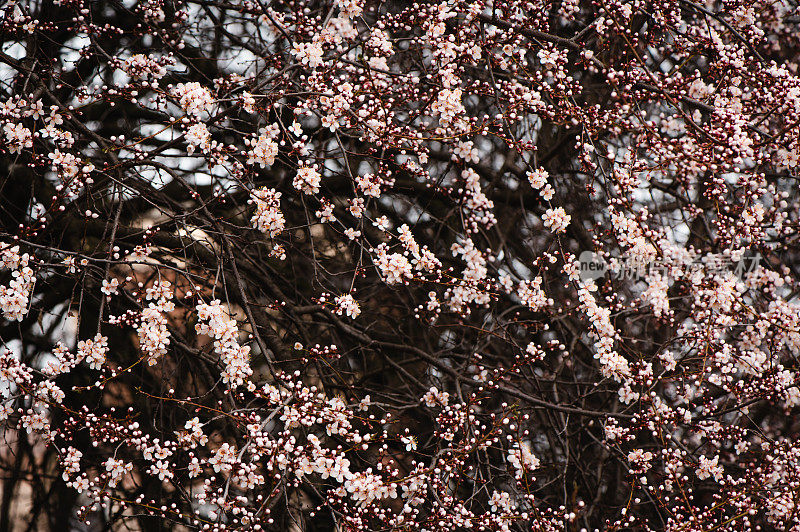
249,187,285,237
173,82,215,118
0,245,34,321
196,300,254,388
3,0,800,530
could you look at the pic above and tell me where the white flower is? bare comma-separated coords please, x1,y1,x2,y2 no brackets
688,78,714,100
358,395,371,411
250,188,285,237
374,245,413,285
344,228,361,240
35,381,65,404
489,490,515,513
430,88,465,126
150,460,174,481
627,449,653,471
188,457,202,478
373,216,390,231
527,168,548,189
21,411,50,434
77,334,108,370
61,447,82,480
195,300,253,388
454,140,479,163
241,91,256,113
422,387,449,407
334,294,361,318
517,277,548,311
293,166,322,194
104,458,132,488
247,129,279,167
209,442,237,474
185,123,210,154
604,420,624,440
659,350,677,372
348,198,365,218
642,272,670,317
696,454,723,482
292,42,325,68
173,82,214,117
401,435,417,451
542,207,571,233
321,114,339,131
335,0,363,18
122,54,167,79
316,201,335,222
618,383,639,404
101,278,119,296
507,442,539,478
4,123,32,153
356,173,382,197
139,304,170,365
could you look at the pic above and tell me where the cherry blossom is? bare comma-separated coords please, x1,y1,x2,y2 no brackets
3,1,800,530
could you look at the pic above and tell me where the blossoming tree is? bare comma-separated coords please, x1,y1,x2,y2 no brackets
2,0,800,530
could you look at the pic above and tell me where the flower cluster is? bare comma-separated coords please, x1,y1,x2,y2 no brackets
249,187,285,237
195,300,253,388
245,126,279,168
334,293,361,319
542,207,571,234
373,244,414,285
137,281,174,366
293,165,322,194
172,82,214,117
0,245,34,321
292,41,325,68
121,54,168,80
